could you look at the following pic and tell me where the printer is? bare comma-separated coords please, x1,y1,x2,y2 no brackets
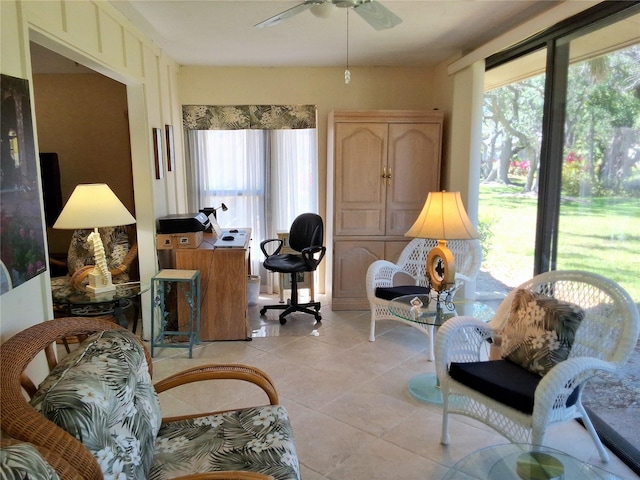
157,212,211,234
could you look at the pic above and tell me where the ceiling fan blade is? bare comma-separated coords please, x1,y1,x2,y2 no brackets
353,0,402,31
255,1,323,28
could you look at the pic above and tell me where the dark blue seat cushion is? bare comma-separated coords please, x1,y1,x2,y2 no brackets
264,253,314,273
449,359,579,414
375,285,431,301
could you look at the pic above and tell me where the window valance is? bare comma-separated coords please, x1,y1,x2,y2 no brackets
182,105,316,130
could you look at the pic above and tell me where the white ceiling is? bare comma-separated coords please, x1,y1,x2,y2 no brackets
105,0,564,68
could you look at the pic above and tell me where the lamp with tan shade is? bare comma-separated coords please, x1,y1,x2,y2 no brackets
405,190,479,297
53,184,136,294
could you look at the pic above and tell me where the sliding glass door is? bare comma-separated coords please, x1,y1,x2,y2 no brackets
481,6,639,294
481,7,640,292
556,30,640,301
480,48,547,290
480,4,640,466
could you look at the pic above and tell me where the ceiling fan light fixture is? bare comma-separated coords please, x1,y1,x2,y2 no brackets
310,2,333,18
344,68,351,84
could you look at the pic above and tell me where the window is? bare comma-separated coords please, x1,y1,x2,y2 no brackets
185,126,318,283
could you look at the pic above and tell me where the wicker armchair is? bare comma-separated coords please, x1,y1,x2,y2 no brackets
0,316,294,480
366,238,482,360
435,270,640,463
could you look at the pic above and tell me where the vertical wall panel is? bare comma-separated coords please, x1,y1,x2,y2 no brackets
125,31,145,79
24,1,65,36
98,9,127,70
1,0,25,78
64,0,100,55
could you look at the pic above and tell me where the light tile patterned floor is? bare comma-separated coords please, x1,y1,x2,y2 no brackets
148,294,638,480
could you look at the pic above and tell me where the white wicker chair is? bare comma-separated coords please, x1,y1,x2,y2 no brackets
435,270,640,462
366,238,482,360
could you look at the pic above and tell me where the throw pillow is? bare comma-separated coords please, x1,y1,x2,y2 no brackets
500,288,584,376
31,329,161,480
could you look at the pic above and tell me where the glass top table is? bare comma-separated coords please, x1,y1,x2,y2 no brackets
442,443,625,480
57,282,150,328
388,293,495,327
389,294,494,404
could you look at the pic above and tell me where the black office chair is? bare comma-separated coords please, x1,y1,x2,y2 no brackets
260,213,326,324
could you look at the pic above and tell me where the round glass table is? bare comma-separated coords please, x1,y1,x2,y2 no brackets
58,282,149,328
442,443,625,480
388,294,494,404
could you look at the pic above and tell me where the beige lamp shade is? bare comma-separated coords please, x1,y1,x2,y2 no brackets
53,184,136,230
405,191,478,240
53,184,135,294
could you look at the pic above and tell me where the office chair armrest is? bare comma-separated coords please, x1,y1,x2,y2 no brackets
260,238,283,258
301,245,326,267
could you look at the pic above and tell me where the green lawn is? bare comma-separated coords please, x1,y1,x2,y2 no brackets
479,184,640,302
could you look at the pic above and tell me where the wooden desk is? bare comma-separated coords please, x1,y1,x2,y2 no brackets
174,230,251,341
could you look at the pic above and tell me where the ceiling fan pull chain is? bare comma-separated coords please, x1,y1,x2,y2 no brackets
345,8,351,84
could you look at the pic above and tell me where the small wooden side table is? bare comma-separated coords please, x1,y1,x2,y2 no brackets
151,269,201,358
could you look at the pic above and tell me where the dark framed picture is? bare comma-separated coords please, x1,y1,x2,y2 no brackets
0,74,48,293
165,124,174,172
152,127,163,179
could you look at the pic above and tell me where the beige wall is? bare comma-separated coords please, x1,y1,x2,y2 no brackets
33,72,134,254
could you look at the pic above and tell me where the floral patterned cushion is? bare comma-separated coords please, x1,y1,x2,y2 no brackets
0,441,61,480
501,289,584,376
67,227,130,275
150,405,300,480
30,330,162,480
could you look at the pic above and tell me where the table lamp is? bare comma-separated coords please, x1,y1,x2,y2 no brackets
53,183,136,294
200,203,228,219
405,191,478,294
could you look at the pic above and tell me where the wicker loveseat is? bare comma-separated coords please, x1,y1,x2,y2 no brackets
0,316,299,480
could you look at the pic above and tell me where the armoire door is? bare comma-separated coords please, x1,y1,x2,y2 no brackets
334,122,388,236
386,123,442,236
332,240,385,309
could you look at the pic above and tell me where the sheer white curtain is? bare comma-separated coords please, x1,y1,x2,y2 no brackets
268,129,318,238
185,128,318,283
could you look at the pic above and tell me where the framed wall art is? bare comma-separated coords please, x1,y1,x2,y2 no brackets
152,127,164,179
0,74,48,294
165,124,175,172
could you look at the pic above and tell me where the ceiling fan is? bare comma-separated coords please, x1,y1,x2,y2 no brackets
255,0,402,31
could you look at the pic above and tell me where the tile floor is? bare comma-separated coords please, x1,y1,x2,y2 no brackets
148,294,638,480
